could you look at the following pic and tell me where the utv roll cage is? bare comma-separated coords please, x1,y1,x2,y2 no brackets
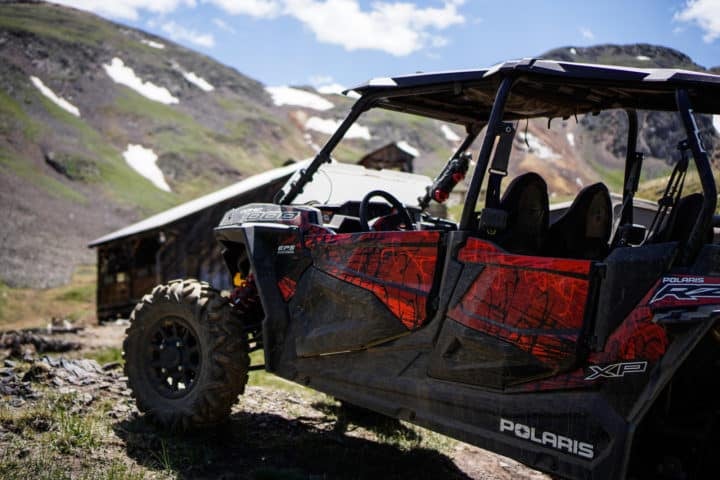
276,58,718,266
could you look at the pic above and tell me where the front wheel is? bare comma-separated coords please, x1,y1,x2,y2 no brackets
124,279,249,429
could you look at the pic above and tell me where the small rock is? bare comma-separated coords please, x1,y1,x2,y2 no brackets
58,386,78,396
22,361,52,382
102,361,122,371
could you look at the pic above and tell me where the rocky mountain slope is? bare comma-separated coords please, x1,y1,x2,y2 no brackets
1,1,718,290
0,2,313,288
0,2,465,288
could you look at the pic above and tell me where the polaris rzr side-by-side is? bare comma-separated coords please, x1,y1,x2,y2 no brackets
123,59,720,479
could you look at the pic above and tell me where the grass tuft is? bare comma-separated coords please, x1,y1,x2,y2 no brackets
84,347,123,366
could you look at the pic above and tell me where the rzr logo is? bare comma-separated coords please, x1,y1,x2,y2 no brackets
585,361,647,380
651,283,720,304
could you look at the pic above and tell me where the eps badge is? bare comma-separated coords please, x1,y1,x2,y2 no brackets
277,245,296,255
585,361,647,380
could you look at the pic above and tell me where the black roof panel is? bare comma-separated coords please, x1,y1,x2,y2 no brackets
349,59,720,124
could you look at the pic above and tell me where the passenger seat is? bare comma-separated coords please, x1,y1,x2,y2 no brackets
649,193,710,245
546,183,612,260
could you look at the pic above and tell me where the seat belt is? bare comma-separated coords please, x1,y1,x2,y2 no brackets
485,122,516,208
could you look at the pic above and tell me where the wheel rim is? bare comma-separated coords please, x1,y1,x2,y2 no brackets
147,316,202,399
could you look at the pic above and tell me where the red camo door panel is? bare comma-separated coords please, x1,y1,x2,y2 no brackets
448,238,593,370
305,231,441,330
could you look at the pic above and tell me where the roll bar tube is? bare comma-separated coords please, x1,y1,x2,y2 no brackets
619,109,641,226
276,95,375,205
675,89,717,264
460,77,515,230
276,81,483,205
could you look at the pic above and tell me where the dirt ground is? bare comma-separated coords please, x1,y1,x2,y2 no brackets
0,323,549,480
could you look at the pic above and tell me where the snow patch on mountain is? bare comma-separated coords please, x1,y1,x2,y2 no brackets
122,144,171,192
182,70,214,92
316,83,346,95
305,116,371,140
303,133,321,152
713,115,720,134
141,39,165,49
518,132,560,160
566,132,575,147
440,124,461,142
266,86,334,111
104,58,179,104
30,76,80,117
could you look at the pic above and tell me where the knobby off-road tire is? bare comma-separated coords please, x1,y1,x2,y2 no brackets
124,279,249,430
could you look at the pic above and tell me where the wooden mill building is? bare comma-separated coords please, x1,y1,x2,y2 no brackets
358,141,418,172
88,163,302,321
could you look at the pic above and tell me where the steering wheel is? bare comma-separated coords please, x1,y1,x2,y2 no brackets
359,190,415,232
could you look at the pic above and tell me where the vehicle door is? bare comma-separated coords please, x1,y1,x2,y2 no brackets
279,230,443,357
429,236,594,389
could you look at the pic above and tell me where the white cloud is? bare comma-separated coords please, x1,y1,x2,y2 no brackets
580,27,594,40
309,74,333,86
54,0,465,56
675,0,720,43
161,21,215,47
213,17,237,33
205,0,281,17
51,0,195,21
281,0,465,56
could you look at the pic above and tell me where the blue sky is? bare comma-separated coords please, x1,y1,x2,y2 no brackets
54,0,720,89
